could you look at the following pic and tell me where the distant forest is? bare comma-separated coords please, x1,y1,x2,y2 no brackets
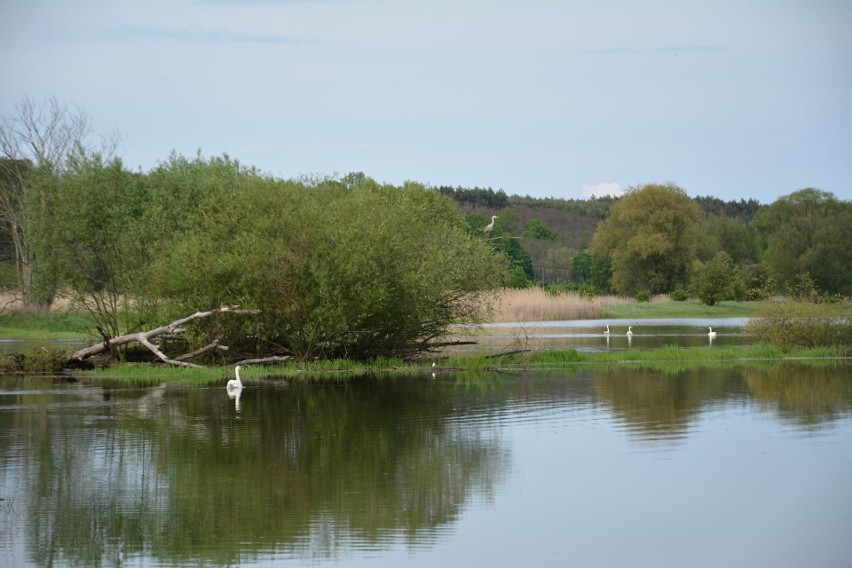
437,185,769,286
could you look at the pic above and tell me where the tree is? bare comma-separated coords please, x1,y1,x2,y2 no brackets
589,253,613,294
152,176,505,361
700,214,759,265
569,251,592,283
38,153,149,339
467,212,534,284
0,96,117,310
756,189,852,296
692,251,742,305
590,183,701,295
522,219,557,240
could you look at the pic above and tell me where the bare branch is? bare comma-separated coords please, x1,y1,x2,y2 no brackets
68,305,255,368
175,339,228,361
235,356,292,365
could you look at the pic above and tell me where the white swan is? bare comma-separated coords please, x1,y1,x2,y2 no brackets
626,326,633,336
708,326,717,338
227,365,244,390
604,324,611,335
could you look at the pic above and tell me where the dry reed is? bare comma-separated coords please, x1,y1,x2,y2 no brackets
0,291,77,314
486,287,631,322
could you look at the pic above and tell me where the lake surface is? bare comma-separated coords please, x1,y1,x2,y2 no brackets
451,317,751,355
2,361,851,567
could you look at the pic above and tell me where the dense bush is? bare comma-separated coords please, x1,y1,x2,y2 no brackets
670,289,689,301
693,252,743,306
745,300,852,353
636,290,651,302
152,176,505,361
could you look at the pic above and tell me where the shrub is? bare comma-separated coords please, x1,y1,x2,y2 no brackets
635,290,651,303
545,283,577,295
578,283,598,298
152,177,505,361
670,289,689,301
745,300,852,353
694,251,742,305
742,263,777,301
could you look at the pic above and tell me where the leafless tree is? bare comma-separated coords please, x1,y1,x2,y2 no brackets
0,96,119,311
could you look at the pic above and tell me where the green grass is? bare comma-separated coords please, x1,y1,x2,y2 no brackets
525,344,842,364
83,356,413,385
603,299,763,319
0,312,94,339
473,344,847,368
75,344,849,385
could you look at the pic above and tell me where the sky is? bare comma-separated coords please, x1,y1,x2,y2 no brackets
1,0,850,203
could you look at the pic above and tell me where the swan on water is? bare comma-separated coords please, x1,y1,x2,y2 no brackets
227,365,243,390
626,326,633,336
604,324,611,335
708,326,717,338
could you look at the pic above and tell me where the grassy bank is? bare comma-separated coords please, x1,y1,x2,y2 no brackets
0,312,94,339
603,299,763,319
72,344,849,385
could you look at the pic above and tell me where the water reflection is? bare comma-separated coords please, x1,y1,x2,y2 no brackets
227,385,243,413
1,361,851,567
454,317,751,355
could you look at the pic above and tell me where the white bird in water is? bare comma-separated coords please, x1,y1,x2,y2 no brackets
227,365,244,390
483,215,498,233
708,326,717,338
626,326,633,336
604,325,611,335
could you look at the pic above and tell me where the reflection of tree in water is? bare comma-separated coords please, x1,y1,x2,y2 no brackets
14,376,510,566
742,363,852,428
592,363,852,441
592,367,743,442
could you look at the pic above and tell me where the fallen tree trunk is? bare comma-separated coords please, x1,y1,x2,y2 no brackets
235,355,292,365
68,305,259,368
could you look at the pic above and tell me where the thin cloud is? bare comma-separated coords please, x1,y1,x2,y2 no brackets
584,44,728,55
41,25,307,45
110,25,306,44
582,182,624,198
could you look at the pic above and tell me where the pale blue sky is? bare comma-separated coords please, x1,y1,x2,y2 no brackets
2,0,850,202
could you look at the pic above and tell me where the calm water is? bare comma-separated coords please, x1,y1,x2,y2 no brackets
452,317,750,355
2,362,851,568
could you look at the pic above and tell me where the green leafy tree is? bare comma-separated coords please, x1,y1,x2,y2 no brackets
467,212,534,284
756,188,852,296
153,176,504,360
569,251,592,283
692,251,742,305
701,214,759,265
522,218,557,240
493,237,534,284
589,253,613,294
590,183,701,295
36,153,149,339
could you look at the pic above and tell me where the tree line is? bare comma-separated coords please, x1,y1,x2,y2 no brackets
0,98,506,362
1,97,850,362
448,183,851,302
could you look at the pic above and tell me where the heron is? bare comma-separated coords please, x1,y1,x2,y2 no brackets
626,326,633,336
483,215,498,233
708,326,717,338
227,365,244,390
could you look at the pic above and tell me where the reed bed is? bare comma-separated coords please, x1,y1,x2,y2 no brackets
486,287,631,322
